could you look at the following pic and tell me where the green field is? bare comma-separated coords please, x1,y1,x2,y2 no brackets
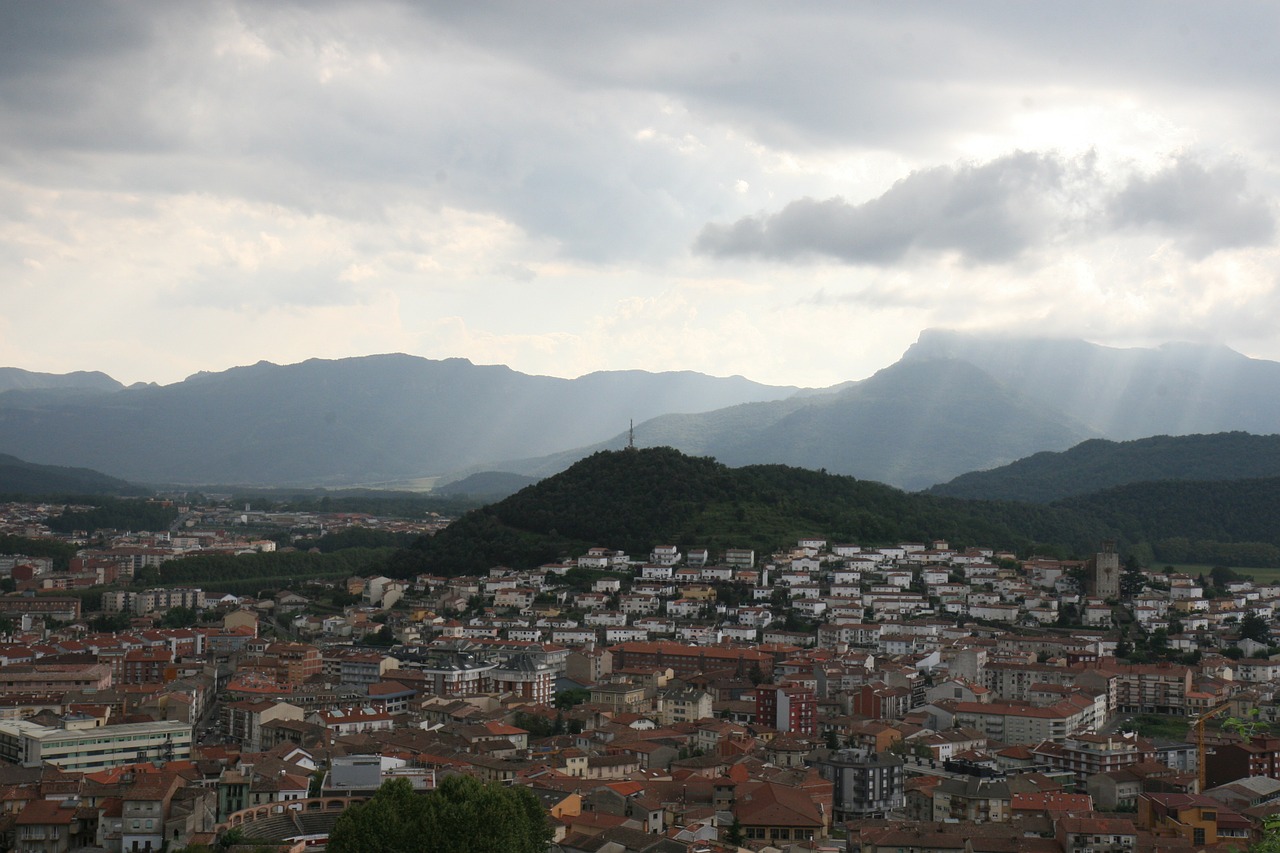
1162,564,1280,584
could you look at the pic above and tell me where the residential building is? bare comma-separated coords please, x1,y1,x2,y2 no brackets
818,750,904,821
757,685,817,735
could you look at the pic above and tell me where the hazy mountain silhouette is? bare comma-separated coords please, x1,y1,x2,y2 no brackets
6,333,1280,492
903,329,1280,438
471,358,1096,491
0,354,798,485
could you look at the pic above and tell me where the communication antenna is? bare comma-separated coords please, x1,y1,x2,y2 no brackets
627,419,635,450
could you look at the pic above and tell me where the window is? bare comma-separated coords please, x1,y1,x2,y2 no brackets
1194,829,1205,846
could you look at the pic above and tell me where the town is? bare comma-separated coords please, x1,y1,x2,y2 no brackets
0,499,1277,853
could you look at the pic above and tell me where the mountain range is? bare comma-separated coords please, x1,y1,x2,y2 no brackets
0,331,1277,491
902,329,1280,439
0,357,796,486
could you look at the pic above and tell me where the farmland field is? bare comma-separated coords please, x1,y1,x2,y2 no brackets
1161,564,1280,584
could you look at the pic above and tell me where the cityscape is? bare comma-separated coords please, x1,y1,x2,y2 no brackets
6,2,1280,853
0,493,1277,853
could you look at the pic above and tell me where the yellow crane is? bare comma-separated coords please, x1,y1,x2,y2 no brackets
1194,701,1233,792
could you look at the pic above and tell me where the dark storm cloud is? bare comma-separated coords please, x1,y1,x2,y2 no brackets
1110,157,1274,257
0,2,150,75
695,152,1083,265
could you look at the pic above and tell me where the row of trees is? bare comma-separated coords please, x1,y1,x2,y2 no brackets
46,497,178,535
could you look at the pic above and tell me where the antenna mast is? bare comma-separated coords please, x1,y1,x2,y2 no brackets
627,419,635,450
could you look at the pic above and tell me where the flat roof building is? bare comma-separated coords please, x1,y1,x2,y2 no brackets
0,717,193,773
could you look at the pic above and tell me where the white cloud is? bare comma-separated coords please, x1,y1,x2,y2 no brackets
696,151,1275,266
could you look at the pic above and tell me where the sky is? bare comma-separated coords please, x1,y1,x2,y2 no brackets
4,2,1280,389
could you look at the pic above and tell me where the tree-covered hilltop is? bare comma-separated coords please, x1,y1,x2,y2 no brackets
385,447,1280,576
928,432,1280,503
0,453,147,498
393,447,1113,576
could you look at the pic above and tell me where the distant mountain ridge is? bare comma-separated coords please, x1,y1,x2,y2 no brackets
903,330,1280,438
0,367,123,394
6,333,1280,492
929,432,1280,502
0,354,800,486
469,358,1097,491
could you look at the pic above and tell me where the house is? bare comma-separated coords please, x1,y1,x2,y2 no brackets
730,778,828,845
1138,792,1251,847
658,687,713,725
14,799,88,853
1054,816,1138,853
932,776,1011,823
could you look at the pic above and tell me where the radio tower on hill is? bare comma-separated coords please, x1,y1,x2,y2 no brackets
627,419,636,450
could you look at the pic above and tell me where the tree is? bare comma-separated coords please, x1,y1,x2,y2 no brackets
554,688,590,710
1248,810,1280,853
1242,612,1271,644
1120,556,1145,598
133,565,161,586
327,776,551,853
216,828,245,850
88,613,132,633
1225,709,1269,741
160,606,199,629
365,625,396,647
725,817,746,846
1211,565,1243,589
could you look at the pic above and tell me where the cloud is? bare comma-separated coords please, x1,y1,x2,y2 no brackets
697,150,1278,266
1109,157,1275,257
695,151,1089,265
5,2,1280,388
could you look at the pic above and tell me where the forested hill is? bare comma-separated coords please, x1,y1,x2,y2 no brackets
397,448,1107,576
392,447,1280,576
927,432,1280,503
0,453,146,497
1059,476,1280,567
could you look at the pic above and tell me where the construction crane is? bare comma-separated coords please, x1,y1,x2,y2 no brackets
1194,701,1233,792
